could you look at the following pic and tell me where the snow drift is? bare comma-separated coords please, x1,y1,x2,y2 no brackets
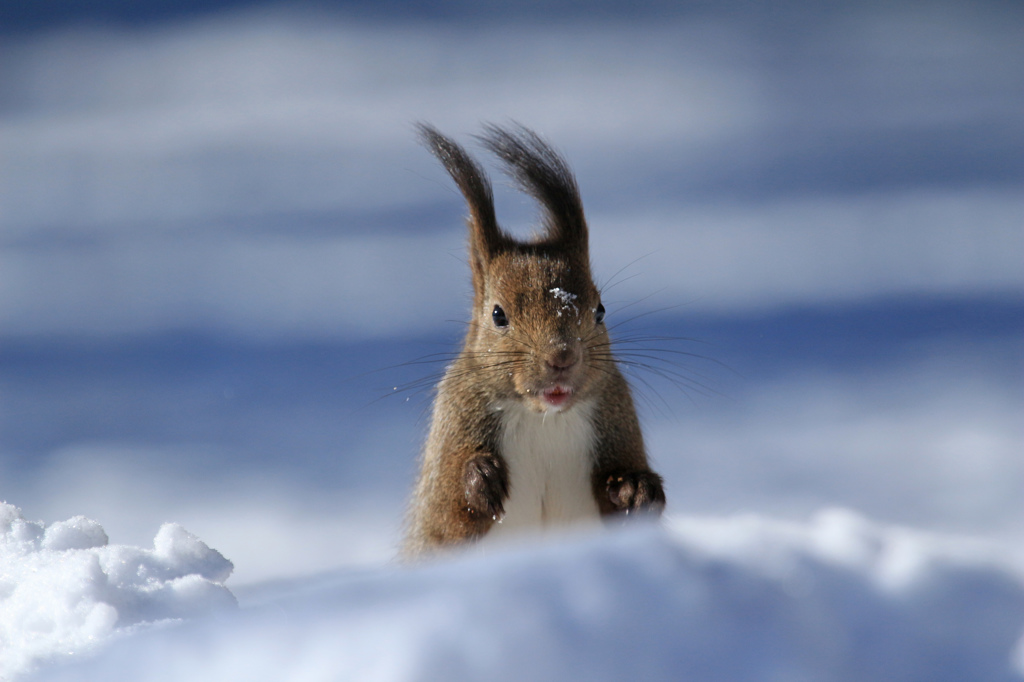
0,503,235,679
10,506,1024,682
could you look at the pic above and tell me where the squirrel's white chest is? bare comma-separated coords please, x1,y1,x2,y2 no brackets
483,399,601,544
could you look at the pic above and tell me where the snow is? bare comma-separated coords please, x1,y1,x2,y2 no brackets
3,505,1021,681
1,3,1022,681
0,503,235,679
549,288,579,317
1,13,1021,340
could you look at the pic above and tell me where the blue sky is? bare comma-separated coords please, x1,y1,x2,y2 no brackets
1,0,1021,584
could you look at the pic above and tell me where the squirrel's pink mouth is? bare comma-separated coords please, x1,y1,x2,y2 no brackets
541,386,574,409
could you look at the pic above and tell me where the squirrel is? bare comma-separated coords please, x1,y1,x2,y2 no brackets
402,123,665,558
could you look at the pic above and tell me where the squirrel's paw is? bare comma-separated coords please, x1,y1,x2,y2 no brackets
606,471,666,516
464,454,509,521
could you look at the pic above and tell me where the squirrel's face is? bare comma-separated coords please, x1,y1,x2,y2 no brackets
473,252,609,414
418,123,613,414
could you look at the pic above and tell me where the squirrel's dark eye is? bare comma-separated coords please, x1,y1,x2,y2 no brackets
595,302,606,325
492,304,509,328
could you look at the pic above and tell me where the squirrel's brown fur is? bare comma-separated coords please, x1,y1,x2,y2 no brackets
402,124,665,558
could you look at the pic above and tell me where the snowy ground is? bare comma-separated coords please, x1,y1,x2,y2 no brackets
6,504,1024,681
1,503,235,678
1,0,1022,679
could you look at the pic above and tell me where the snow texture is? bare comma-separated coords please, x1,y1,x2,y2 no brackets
549,288,579,318
0,4,1021,681
18,509,1024,682
0,503,235,679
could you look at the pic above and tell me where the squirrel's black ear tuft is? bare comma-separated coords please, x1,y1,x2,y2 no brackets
478,122,587,252
416,123,508,260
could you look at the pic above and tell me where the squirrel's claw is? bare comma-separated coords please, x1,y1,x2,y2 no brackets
606,471,666,516
464,454,509,520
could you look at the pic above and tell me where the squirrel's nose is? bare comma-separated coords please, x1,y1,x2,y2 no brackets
547,347,579,371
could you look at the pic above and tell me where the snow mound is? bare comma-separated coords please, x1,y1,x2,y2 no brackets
0,503,235,679
26,509,1024,682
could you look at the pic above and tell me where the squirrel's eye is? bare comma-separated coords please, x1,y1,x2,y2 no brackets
595,302,606,325
492,304,509,328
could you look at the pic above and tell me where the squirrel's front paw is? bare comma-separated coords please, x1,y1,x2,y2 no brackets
464,454,509,520
606,471,666,516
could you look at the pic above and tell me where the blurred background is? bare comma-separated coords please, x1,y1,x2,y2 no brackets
1,0,1021,585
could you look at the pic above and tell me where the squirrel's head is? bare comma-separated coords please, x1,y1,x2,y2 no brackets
419,123,611,414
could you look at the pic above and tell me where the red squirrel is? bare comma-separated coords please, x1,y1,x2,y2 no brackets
402,124,665,557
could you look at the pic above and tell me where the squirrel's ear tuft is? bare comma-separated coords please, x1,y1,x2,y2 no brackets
416,123,507,263
478,122,588,253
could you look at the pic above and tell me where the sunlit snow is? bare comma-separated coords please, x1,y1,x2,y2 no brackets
1,2,1021,680
0,503,234,678
7,507,1023,681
